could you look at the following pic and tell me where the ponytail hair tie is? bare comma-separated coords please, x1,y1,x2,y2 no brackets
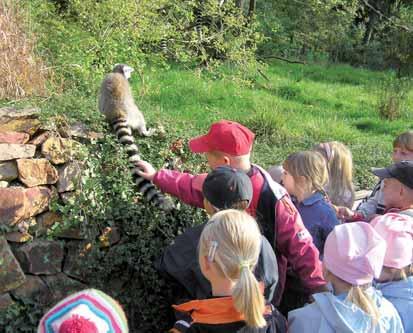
239,261,250,270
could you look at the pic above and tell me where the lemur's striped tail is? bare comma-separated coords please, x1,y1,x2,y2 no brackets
112,119,175,211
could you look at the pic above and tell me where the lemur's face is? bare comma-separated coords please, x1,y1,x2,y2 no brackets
122,65,134,80
112,64,134,80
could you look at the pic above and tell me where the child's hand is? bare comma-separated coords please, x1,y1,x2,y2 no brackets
335,206,354,220
135,160,157,181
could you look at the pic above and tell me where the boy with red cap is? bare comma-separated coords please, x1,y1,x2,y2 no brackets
137,120,326,304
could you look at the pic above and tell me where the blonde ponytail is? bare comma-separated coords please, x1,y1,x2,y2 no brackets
232,263,266,327
199,210,266,328
346,286,380,326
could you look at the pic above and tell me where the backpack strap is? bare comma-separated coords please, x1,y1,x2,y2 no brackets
253,164,286,247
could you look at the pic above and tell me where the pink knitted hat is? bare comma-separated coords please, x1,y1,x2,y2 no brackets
324,222,386,285
371,213,413,269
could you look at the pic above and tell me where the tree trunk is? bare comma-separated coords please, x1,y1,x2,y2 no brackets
248,0,256,19
236,0,244,9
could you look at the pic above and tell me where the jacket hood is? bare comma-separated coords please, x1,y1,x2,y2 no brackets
375,276,413,300
313,288,381,333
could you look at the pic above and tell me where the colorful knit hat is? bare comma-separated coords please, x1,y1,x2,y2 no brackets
37,289,129,333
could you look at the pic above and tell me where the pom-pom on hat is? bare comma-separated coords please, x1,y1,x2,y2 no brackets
324,222,386,285
58,315,98,333
189,120,255,156
371,213,413,269
37,289,128,333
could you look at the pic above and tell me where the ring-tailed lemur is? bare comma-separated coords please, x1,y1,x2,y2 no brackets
99,64,174,211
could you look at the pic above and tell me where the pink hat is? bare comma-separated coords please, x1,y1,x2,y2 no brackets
324,222,386,285
371,213,413,269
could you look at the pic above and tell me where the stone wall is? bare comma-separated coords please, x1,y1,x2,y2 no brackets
0,107,107,312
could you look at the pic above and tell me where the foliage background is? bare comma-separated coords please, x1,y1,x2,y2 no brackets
0,0,412,331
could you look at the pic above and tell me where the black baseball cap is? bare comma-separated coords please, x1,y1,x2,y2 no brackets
202,166,253,210
371,160,413,189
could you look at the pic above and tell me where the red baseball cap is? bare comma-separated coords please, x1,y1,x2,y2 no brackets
189,120,255,156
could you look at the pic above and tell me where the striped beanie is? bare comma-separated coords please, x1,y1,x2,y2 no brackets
37,289,129,333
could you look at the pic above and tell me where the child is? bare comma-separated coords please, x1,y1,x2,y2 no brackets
158,166,279,305
313,141,355,208
372,213,413,332
372,160,413,217
337,131,413,221
282,151,339,256
37,289,128,333
288,222,404,333
137,120,326,305
171,209,280,332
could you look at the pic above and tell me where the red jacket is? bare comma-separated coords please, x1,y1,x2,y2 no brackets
153,165,326,303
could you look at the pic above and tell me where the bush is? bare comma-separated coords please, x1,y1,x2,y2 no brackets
0,1,49,100
377,76,412,120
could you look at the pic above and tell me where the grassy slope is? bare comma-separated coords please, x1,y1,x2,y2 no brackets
2,60,411,190
135,62,411,189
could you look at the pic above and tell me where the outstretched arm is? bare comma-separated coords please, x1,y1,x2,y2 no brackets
136,160,206,208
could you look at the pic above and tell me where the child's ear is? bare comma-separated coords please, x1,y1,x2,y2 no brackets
201,255,212,272
297,175,307,186
223,155,230,165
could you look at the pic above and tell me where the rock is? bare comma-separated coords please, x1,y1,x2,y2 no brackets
42,273,86,304
0,188,25,226
57,162,81,192
60,122,104,141
11,274,51,305
0,236,26,293
0,161,18,181
24,186,52,218
35,211,62,236
0,107,39,119
5,232,33,243
41,137,76,164
0,293,14,310
0,131,30,144
0,181,8,188
0,143,36,161
28,131,51,145
0,108,41,135
17,158,58,187
0,187,51,226
63,241,91,281
14,240,64,275
60,191,77,204
57,227,84,240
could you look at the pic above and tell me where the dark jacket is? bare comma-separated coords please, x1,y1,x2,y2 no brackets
154,165,325,304
157,222,278,303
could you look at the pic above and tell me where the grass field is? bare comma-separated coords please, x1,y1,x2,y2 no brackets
2,61,412,190
138,62,411,189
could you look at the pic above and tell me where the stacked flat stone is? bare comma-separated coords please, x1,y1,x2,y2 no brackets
0,107,105,311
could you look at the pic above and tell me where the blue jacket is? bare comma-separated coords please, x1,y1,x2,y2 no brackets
294,192,339,256
288,288,404,333
375,277,413,332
